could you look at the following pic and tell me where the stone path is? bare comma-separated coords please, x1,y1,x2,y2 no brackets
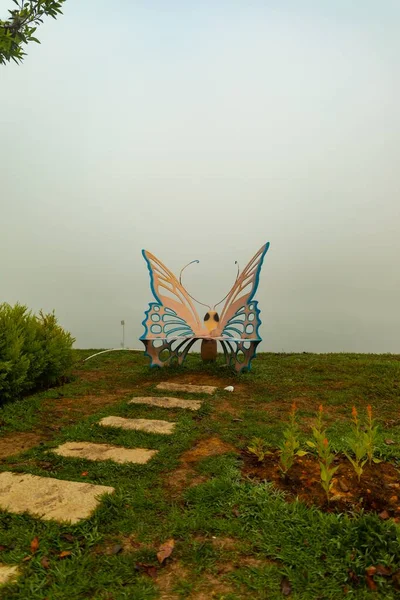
156,382,217,395
129,396,202,411
0,380,217,587
99,416,176,434
0,565,19,586
0,472,114,524
52,441,158,464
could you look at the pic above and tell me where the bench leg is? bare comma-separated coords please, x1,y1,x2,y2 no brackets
141,338,198,368
232,340,261,373
142,338,260,372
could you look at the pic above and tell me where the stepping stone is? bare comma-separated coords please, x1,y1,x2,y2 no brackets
129,396,201,411
156,382,217,395
0,472,114,524
99,416,176,434
0,565,19,586
52,442,157,464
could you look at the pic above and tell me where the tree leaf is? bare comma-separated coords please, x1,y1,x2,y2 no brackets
30,537,39,553
40,556,50,569
156,539,175,564
296,450,308,457
58,550,72,559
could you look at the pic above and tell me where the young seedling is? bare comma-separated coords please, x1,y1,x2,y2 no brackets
345,406,368,481
279,402,306,476
247,437,271,462
306,405,338,501
365,404,381,466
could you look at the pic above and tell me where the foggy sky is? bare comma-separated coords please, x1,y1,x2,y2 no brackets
1,0,399,353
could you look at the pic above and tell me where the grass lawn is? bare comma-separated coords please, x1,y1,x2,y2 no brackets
0,350,399,599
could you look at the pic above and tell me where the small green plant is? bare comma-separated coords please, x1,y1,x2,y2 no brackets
278,402,306,476
247,437,272,462
345,406,368,481
306,405,338,501
365,404,381,466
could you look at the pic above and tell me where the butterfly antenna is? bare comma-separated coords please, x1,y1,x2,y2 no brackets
213,260,240,310
179,260,211,309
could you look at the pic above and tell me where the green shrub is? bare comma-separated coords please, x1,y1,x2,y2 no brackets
0,303,75,403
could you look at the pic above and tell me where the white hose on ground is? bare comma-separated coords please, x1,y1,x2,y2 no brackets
83,348,143,361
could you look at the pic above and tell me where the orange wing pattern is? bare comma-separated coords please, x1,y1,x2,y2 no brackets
141,250,205,340
215,243,270,339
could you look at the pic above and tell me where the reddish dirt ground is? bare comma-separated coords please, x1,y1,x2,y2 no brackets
0,432,44,460
165,436,237,496
242,451,400,517
0,391,135,459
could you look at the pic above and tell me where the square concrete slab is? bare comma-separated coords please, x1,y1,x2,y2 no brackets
156,382,217,395
0,472,114,524
0,564,19,586
99,416,176,434
128,396,201,411
51,442,158,464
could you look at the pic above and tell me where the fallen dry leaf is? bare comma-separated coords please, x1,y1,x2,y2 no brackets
280,576,292,596
30,537,39,554
378,510,390,520
366,575,377,591
385,439,395,445
392,570,400,590
366,566,376,577
375,564,392,577
81,471,89,477
40,556,50,569
157,538,175,564
58,550,72,559
22,555,32,562
135,563,158,578
348,570,359,584
61,533,75,543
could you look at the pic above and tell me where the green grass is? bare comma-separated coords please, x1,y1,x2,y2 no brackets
0,351,399,598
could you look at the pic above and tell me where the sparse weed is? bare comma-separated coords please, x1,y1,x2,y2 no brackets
278,402,307,475
345,406,368,481
306,405,338,501
247,437,271,462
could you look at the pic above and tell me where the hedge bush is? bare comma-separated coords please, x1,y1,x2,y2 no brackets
0,303,75,403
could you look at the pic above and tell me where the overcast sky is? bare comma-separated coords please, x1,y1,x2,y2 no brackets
1,0,399,353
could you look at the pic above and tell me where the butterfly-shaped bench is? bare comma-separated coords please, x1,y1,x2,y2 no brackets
140,243,270,373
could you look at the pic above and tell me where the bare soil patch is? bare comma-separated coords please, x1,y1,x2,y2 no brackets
165,437,237,497
0,392,132,460
0,432,44,460
156,561,190,600
182,437,236,463
156,560,235,600
42,391,132,420
242,451,400,517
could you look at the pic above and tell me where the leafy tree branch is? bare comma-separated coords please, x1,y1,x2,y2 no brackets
0,0,65,65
